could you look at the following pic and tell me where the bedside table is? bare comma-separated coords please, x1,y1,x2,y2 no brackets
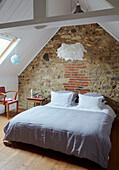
26,97,47,110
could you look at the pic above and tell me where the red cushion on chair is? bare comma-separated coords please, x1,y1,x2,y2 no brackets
0,87,5,93
0,100,4,102
0,99,17,104
0,99,12,103
5,99,18,104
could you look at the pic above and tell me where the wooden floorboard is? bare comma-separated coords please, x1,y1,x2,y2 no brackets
0,110,119,170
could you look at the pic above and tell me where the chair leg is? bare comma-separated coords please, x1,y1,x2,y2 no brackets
6,104,9,119
5,105,6,114
16,101,18,114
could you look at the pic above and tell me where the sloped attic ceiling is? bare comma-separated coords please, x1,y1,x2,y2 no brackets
76,0,119,41
0,0,119,77
0,0,60,76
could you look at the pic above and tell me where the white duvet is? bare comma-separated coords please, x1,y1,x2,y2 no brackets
4,104,115,168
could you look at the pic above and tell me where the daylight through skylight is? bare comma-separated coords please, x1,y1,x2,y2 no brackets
0,33,20,64
0,38,11,55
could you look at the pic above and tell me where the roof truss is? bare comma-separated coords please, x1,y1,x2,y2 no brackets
0,0,119,31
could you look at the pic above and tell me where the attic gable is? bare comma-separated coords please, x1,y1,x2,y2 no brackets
0,0,119,77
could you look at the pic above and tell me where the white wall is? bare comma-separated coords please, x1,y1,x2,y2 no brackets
0,76,18,114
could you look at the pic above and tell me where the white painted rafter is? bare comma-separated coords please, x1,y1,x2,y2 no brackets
33,0,46,19
0,7,119,31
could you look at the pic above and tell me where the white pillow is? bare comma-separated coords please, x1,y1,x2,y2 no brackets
84,92,103,97
50,91,73,107
77,94,104,110
56,90,77,102
84,92,106,105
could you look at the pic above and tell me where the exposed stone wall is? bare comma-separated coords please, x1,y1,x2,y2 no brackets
18,24,119,115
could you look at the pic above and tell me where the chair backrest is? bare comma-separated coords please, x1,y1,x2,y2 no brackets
0,87,5,93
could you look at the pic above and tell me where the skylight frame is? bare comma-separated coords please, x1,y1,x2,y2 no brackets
0,33,20,64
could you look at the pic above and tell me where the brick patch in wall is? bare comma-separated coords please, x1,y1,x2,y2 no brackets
63,63,91,93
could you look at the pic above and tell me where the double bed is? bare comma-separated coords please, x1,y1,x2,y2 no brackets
3,91,116,168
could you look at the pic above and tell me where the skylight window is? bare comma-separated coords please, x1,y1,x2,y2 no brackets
0,33,20,64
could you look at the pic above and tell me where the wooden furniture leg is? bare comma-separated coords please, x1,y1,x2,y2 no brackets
5,105,6,114
26,99,28,110
7,104,9,119
16,101,18,114
40,101,42,105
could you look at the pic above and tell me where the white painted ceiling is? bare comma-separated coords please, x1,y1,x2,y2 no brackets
0,0,60,76
0,0,119,76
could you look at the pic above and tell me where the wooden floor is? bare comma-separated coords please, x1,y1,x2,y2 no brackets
0,110,119,170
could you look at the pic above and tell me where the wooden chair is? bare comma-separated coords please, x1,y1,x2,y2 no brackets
0,87,18,119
